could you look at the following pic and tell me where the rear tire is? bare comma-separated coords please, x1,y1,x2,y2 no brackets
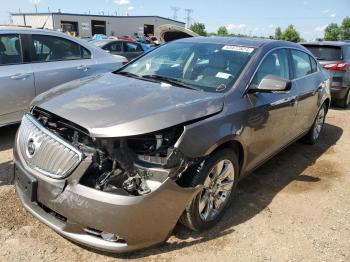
336,88,350,108
180,148,239,231
302,103,327,145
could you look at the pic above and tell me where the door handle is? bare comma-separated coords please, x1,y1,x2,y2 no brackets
77,65,88,72
11,73,31,80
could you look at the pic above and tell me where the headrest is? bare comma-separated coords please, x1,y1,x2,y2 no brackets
209,53,227,69
263,55,277,68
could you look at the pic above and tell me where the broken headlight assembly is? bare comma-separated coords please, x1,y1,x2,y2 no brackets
80,125,191,196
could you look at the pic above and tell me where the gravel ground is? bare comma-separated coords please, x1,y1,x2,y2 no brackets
0,108,349,262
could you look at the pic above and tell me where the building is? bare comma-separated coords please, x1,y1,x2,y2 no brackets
11,12,185,38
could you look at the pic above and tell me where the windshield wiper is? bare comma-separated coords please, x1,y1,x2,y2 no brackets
116,71,143,79
141,75,200,91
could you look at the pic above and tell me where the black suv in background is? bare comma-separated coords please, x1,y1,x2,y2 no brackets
302,41,350,108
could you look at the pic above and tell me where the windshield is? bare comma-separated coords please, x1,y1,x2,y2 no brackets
304,45,342,61
117,41,254,92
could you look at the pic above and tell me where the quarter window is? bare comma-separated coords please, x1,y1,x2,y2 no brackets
32,35,91,62
291,50,312,78
0,34,22,66
252,49,290,86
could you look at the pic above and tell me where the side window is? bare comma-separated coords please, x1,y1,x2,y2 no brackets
252,49,290,86
125,42,142,52
32,35,89,62
0,34,22,66
291,50,312,78
309,55,318,73
109,42,122,52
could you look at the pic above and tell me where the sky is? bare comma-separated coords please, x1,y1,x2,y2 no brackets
0,0,349,40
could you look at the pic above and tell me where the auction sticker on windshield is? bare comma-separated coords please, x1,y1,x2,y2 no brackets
222,45,254,53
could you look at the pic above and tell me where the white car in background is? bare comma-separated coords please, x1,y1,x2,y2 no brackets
0,27,127,127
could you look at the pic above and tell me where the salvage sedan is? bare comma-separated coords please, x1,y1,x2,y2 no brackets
14,37,330,253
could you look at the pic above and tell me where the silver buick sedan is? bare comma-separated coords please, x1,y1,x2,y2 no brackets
0,27,127,127
14,37,330,253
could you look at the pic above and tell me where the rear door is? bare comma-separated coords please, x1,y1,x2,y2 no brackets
290,49,323,133
29,34,93,95
0,33,35,125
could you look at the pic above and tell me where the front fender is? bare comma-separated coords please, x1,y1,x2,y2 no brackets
175,109,250,159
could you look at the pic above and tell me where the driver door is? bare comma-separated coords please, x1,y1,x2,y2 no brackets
245,48,299,171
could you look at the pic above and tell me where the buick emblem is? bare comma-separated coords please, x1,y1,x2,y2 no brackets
26,136,40,158
27,139,36,156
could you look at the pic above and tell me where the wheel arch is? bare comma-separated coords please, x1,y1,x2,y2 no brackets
208,139,245,176
323,98,331,113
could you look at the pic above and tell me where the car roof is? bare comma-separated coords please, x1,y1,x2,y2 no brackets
175,36,303,49
0,26,55,33
0,26,80,40
301,41,350,47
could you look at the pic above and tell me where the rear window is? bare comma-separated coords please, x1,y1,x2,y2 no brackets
304,45,342,61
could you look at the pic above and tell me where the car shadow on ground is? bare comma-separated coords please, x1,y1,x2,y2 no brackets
90,122,342,259
0,124,18,186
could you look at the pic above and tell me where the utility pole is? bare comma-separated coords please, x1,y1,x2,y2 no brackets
184,9,193,28
31,0,40,13
170,6,180,20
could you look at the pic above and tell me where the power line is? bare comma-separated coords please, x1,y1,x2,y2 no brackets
184,8,193,28
170,6,180,20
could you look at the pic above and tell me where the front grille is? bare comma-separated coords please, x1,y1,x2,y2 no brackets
18,114,83,179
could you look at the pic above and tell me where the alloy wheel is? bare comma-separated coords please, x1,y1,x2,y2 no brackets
198,159,235,222
312,107,325,140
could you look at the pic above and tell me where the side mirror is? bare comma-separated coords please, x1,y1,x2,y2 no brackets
250,75,291,93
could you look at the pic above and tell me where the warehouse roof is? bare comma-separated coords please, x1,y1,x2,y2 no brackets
11,12,185,25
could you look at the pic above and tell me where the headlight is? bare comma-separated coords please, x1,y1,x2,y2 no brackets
80,125,185,196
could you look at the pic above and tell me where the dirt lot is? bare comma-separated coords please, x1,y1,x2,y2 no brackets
0,108,349,262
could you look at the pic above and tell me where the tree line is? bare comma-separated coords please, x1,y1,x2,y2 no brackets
323,17,350,41
189,17,350,42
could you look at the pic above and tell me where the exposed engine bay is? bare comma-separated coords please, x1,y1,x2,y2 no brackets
31,107,200,196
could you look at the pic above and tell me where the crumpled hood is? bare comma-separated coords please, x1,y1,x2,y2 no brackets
32,73,224,137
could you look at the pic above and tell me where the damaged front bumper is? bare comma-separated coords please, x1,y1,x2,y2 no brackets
14,131,201,253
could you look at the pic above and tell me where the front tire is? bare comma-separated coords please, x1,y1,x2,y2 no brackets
302,103,327,145
180,148,239,231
